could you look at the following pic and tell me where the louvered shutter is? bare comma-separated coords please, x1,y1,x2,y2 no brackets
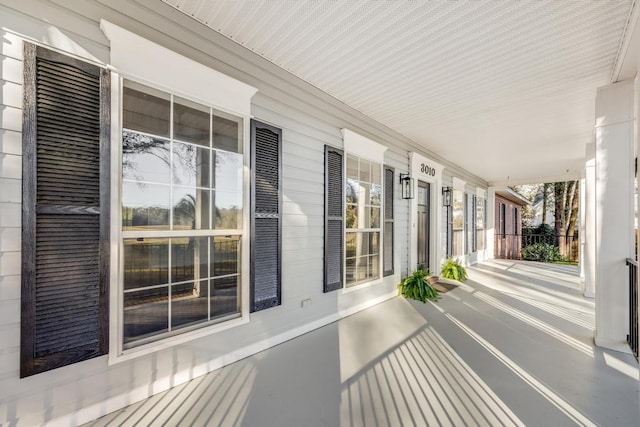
21,43,110,377
464,193,470,254
472,195,477,252
324,146,344,292
383,166,394,276
250,120,282,312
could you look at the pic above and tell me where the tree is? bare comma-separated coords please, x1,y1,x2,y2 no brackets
512,184,541,227
553,180,579,258
542,183,550,224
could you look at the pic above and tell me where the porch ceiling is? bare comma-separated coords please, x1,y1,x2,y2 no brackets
163,0,634,185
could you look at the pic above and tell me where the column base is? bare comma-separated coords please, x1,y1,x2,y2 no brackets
594,335,634,354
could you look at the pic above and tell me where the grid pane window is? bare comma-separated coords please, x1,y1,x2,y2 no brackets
345,154,382,287
476,197,485,250
452,190,464,256
121,80,244,348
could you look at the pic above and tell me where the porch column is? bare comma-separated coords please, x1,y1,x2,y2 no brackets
579,174,586,286
583,143,595,299
593,80,634,353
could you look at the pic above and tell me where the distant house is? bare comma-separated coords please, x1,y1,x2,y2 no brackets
494,189,530,260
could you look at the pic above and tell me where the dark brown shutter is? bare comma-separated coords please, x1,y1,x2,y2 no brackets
21,43,110,377
472,195,477,252
383,166,394,276
464,193,470,254
324,146,344,292
250,120,282,312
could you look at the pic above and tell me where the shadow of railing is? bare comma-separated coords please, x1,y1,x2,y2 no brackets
340,325,524,427
84,361,256,426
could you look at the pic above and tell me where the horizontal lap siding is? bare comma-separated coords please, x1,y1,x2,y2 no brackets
0,0,483,425
253,102,334,304
0,37,25,383
384,149,410,278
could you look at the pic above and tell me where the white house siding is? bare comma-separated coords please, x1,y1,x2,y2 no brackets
0,1,486,425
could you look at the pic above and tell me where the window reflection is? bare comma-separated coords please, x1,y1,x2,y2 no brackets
123,238,169,290
211,276,240,320
452,190,464,256
213,191,242,229
214,151,242,192
370,184,381,206
172,237,209,283
174,97,210,147
213,114,240,153
346,178,358,204
122,132,171,184
173,188,210,230
173,142,210,187
345,153,382,287
122,182,170,230
211,236,241,277
123,84,170,137
123,287,169,344
122,80,244,348
171,280,209,330
359,159,371,183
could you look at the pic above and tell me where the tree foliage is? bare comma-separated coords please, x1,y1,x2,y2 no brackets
553,180,579,258
521,243,564,262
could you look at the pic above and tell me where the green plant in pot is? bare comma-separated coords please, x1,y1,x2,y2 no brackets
440,257,468,282
398,268,440,303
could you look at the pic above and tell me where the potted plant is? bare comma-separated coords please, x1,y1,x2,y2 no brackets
398,268,440,302
440,257,468,282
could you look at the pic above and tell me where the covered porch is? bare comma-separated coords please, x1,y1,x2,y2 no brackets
86,260,639,427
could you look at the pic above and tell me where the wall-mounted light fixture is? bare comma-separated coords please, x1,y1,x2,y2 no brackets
400,174,414,199
442,186,452,207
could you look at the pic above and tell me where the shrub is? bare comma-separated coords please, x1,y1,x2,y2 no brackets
398,268,439,303
521,243,563,262
440,257,468,282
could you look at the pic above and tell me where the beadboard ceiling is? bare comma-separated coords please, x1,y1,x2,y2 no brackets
162,0,635,185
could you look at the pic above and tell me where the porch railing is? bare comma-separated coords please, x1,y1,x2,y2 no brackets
626,258,638,360
494,234,579,262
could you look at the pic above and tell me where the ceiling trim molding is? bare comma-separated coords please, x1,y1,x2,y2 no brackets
489,172,582,188
612,0,639,82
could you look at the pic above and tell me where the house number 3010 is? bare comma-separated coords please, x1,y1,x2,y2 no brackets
420,163,436,176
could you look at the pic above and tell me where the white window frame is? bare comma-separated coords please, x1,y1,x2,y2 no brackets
103,21,257,363
452,189,465,257
476,196,486,251
341,129,387,292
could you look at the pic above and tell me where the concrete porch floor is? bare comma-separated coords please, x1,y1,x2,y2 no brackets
86,260,639,426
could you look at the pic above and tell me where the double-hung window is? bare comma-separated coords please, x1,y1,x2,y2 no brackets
120,81,244,348
324,130,387,291
345,155,382,287
476,197,485,250
452,190,464,256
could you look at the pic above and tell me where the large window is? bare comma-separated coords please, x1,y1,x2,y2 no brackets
476,197,485,250
452,189,464,256
345,154,382,287
121,81,244,348
499,202,506,238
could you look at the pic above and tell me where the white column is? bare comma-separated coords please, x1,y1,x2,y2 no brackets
579,174,586,286
583,143,596,299
593,80,635,353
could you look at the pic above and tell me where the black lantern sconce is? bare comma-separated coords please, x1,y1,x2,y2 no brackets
400,174,414,199
442,186,452,207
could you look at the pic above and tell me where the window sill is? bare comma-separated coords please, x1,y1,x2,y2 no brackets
108,315,249,365
341,276,384,294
